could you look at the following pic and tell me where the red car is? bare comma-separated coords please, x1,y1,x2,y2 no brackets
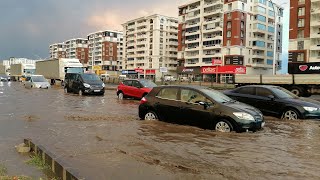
117,79,157,99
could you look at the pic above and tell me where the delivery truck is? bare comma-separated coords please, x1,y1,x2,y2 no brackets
10,63,36,81
234,74,320,97
0,65,6,75
36,58,84,85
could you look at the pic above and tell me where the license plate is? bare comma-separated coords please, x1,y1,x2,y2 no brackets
94,90,100,92
261,122,265,128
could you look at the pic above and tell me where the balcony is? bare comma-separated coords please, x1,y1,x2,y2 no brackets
203,35,223,41
251,62,267,68
311,32,320,38
168,41,179,46
185,46,200,51
186,13,200,21
202,26,223,33
204,8,223,16
311,8,320,14
203,44,222,50
186,22,200,28
167,48,177,52
185,38,200,44
167,67,177,71
252,54,266,59
311,19,320,27
186,5,200,13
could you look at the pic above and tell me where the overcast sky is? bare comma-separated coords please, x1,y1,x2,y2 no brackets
0,0,289,64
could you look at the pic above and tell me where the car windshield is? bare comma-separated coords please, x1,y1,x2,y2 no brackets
32,76,47,82
202,88,234,103
81,74,101,81
271,87,298,99
140,79,157,88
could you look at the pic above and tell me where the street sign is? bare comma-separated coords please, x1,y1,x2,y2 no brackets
160,67,168,73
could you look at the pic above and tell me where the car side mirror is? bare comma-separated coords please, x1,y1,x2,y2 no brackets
268,95,275,100
198,101,209,109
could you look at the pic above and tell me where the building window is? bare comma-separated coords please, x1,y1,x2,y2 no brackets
298,7,305,16
297,53,304,62
298,19,305,27
227,13,231,19
297,41,304,50
241,21,244,29
227,21,231,28
228,4,232,11
227,31,231,38
241,31,244,38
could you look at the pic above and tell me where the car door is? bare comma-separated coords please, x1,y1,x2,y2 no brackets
179,88,214,128
254,87,281,116
72,74,81,93
229,87,257,106
154,87,181,123
122,80,133,97
132,80,143,98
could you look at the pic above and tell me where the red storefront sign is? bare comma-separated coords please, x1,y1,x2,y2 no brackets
212,59,222,65
201,66,246,74
134,68,156,74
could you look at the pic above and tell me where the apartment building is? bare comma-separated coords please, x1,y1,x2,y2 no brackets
178,0,283,83
87,30,123,72
65,38,89,65
49,43,66,58
289,0,320,66
122,14,179,80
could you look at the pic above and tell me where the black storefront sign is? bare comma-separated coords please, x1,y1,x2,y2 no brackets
288,62,320,74
177,66,201,74
225,56,244,65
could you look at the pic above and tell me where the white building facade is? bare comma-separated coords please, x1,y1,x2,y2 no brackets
122,14,179,80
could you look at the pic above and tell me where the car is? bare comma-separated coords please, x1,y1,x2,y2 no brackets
139,85,265,133
117,79,157,100
224,85,320,120
0,76,8,82
64,73,105,96
24,75,51,89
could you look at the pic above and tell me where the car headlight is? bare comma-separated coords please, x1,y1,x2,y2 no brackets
83,83,91,88
303,107,318,112
102,83,105,88
233,112,255,121
35,84,41,88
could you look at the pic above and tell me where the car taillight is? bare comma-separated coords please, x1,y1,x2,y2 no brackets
140,97,147,104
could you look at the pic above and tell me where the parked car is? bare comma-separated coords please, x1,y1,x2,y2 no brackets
24,75,51,89
0,75,8,82
64,73,105,96
224,85,320,120
139,85,265,133
117,79,157,100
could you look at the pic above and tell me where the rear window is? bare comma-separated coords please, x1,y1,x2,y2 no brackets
235,87,255,95
156,88,179,100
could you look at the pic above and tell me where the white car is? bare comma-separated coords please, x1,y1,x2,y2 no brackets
24,75,51,89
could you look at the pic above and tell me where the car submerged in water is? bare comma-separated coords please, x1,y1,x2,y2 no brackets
24,75,51,89
139,85,265,133
64,73,105,96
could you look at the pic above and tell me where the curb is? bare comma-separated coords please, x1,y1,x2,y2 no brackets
23,139,85,180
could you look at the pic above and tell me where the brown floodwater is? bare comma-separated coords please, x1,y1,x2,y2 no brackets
0,81,320,180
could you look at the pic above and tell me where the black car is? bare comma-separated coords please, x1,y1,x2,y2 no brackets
139,86,265,133
224,85,320,120
64,73,105,95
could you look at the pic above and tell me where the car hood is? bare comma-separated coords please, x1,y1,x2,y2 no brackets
224,101,262,116
284,97,320,108
84,80,103,86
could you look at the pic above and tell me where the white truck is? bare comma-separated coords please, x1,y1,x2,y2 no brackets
0,65,6,75
10,63,36,81
234,74,320,97
36,58,84,85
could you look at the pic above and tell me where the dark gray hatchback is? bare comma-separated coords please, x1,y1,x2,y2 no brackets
139,85,265,133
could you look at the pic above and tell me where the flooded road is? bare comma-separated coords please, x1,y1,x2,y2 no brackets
1,82,320,179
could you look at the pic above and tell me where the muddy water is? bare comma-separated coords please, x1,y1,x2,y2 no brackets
1,82,320,179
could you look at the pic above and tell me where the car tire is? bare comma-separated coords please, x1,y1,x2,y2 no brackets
79,90,83,96
290,86,304,97
118,92,124,100
215,120,233,133
144,111,158,121
281,108,300,120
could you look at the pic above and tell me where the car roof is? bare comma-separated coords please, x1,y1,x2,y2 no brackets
237,85,279,89
156,85,210,90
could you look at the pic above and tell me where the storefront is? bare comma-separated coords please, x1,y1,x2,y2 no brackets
177,67,202,81
121,70,138,79
201,65,246,83
134,68,156,80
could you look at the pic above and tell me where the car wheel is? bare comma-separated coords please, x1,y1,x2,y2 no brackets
144,111,158,121
79,90,83,96
118,92,124,100
215,120,233,133
290,86,303,97
281,109,300,120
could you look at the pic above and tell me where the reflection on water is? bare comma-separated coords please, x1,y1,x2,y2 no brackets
0,82,320,179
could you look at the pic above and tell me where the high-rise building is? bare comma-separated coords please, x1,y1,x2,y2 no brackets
178,0,284,83
289,0,320,63
122,14,178,80
49,43,66,58
65,38,89,65
87,30,123,72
